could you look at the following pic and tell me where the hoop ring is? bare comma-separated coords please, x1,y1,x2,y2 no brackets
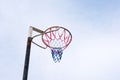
42,26,72,49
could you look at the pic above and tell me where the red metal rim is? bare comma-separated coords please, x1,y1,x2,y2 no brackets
42,26,72,49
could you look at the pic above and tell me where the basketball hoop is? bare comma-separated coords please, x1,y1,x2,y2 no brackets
23,26,72,80
42,26,72,62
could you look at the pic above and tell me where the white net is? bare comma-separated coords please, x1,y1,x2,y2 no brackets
50,39,66,48
42,26,72,49
42,26,72,62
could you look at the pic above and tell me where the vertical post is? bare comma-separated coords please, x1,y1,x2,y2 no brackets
23,27,33,80
22,26,44,80
23,37,32,80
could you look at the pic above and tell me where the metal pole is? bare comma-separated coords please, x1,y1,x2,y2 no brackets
23,37,32,80
22,26,44,80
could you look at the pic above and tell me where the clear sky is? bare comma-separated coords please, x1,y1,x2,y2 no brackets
0,0,120,80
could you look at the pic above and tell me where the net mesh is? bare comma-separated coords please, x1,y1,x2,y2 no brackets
42,26,72,62
50,39,65,48
51,48,63,62
42,27,72,49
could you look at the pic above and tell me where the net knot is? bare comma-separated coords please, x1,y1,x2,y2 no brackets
51,48,63,62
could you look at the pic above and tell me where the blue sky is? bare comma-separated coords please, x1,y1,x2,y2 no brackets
0,0,120,80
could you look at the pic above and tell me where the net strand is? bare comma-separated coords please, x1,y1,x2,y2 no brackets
51,48,63,62
43,28,71,49
42,27,72,62
50,28,56,39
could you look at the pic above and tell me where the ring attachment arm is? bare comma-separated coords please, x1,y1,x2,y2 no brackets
31,40,47,49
